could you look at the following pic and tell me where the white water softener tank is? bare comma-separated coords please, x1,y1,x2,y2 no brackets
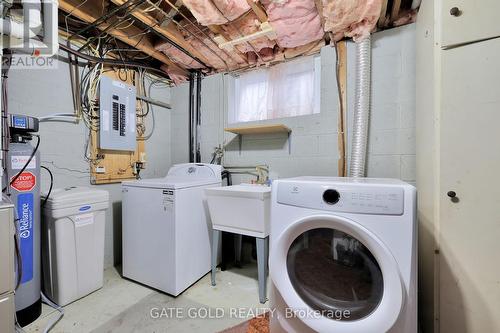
41,187,109,306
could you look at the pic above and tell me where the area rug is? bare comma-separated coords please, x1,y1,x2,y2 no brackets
219,312,269,333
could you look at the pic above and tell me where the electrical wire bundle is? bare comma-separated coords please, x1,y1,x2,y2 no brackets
136,69,171,141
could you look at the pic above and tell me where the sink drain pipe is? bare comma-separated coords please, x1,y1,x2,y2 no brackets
349,35,372,178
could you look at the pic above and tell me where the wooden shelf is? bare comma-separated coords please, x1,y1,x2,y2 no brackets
224,124,291,135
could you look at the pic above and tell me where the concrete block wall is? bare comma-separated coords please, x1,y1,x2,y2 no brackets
347,24,417,183
6,51,172,268
171,24,416,184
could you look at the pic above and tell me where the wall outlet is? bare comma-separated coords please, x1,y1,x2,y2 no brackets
95,166,106,174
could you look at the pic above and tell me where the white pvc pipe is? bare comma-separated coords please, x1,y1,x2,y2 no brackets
349,35,372,178
1,18,37,39
24,0,42,31
1,0,58,56
41,0,59,56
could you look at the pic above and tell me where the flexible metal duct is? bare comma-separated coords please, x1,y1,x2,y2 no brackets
349,35,371,178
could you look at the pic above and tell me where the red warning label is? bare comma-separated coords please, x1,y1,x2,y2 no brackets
11,171,36,192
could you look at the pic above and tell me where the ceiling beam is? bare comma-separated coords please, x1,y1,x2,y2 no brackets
59,0,187,75
246,0,268,22
110,0,211,68
208,25,249,64
378,0,389,27
390,0,402,22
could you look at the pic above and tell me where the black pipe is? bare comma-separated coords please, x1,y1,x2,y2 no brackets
188,72,195,163
195,71,202,163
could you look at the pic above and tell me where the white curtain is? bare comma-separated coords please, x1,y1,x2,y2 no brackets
233,55,319,123
267,56,316,119
234,69,269,122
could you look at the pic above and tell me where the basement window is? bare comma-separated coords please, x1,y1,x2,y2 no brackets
228,55,321,124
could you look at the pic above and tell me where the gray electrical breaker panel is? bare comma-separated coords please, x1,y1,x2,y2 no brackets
99,76,137,151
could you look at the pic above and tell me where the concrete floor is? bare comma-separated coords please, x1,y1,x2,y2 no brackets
25,264,268,333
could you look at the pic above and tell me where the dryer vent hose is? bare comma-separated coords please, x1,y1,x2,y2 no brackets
349,36,372,178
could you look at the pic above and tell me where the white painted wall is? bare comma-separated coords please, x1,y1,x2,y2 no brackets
7,51,172,268
171,25,416,184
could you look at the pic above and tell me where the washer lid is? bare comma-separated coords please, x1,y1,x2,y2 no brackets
122,163,222,189
167,163,222,181
42,187,109,210
122,177,221,189
270,214,404,333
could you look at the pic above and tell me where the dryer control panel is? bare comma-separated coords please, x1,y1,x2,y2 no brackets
277,181,404,215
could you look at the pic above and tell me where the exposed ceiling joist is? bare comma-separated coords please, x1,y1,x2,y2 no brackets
59,0,188,75
246,0,268,22
378,0,389,27
58,0,420,82
391,0,402,22
208,25,249,64
109,0,211,68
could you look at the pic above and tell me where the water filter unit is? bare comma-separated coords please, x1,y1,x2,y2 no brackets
6,114,41,326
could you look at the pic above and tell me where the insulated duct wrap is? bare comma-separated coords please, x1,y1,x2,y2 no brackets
349,36,371,178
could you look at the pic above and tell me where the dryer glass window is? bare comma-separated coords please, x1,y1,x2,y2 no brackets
287,228,384,321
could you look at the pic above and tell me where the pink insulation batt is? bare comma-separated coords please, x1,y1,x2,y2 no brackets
261,0,324,48
155,43,205,69
160,64,189,85
178,21,245,71
182,0,250,26
322,0,382,42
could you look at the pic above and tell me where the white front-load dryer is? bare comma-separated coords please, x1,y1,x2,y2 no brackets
269,177,416,333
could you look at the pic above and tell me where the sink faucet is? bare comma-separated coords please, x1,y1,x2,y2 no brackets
255,165,269,185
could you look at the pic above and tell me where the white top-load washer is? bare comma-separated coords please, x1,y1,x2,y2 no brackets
270,177,417,333
122,163,222,296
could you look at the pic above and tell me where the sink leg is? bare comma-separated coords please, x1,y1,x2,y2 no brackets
212,229,221,286
235,234,243,266
256,236,269,304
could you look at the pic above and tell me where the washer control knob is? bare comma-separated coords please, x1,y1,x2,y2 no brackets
323,189,340,205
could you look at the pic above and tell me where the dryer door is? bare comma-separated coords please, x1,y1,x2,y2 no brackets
270,215,404,333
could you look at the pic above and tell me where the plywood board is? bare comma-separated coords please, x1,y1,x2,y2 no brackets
89,69,146,184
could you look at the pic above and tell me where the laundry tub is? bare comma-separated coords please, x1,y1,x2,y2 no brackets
205,184,271,238
41,187,109,306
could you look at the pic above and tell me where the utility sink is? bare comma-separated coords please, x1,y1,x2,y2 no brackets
205,184,271,238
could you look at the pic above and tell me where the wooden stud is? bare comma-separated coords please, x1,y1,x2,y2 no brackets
336,41,347,177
